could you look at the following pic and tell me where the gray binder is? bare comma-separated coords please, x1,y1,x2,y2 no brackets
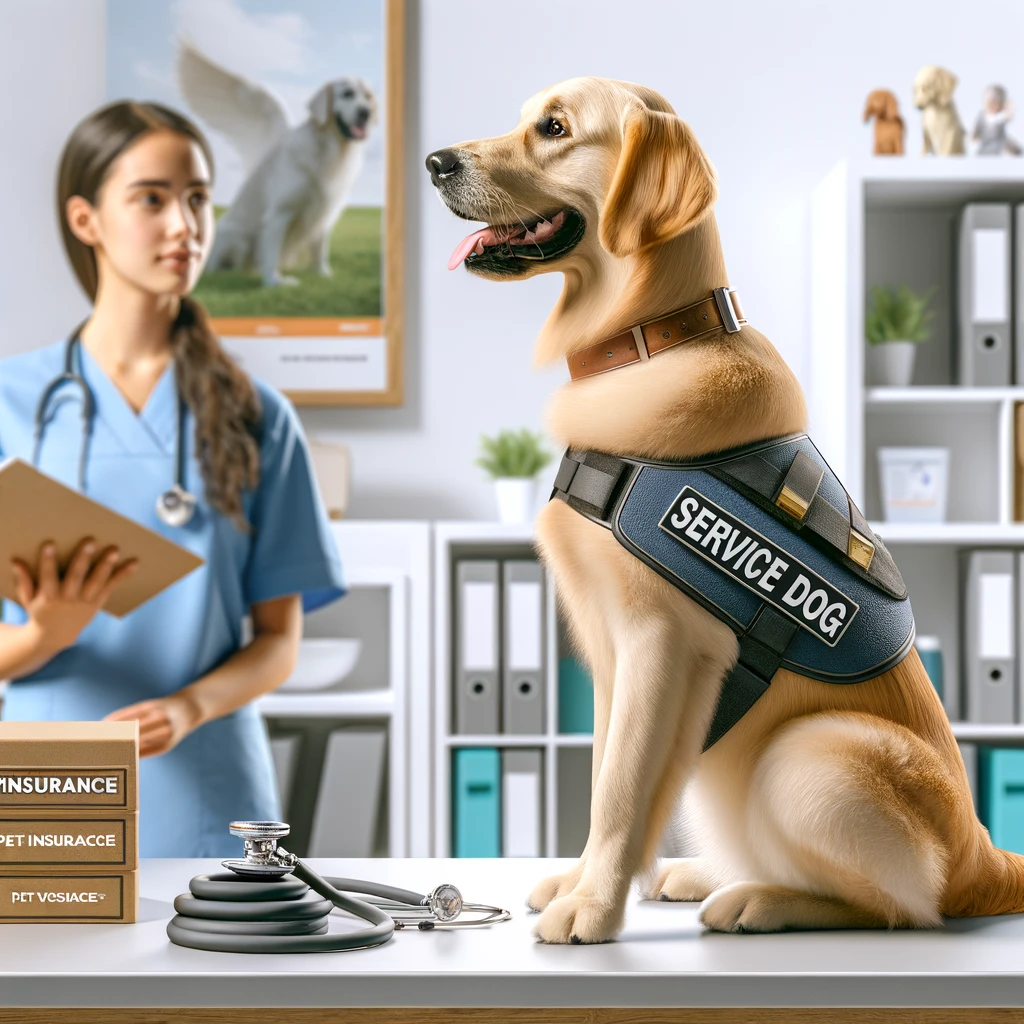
455,560,501,734
502,749,543,856
956,203,1012,385
501,560,546,734
308,726,388,857
963,549,1016,723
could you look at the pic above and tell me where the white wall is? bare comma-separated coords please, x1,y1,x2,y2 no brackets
3,0,1023,518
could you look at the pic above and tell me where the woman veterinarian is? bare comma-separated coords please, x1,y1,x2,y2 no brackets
0,100,345,856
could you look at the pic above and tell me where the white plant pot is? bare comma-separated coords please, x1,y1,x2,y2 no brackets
867,340,918,387
494,477,535,524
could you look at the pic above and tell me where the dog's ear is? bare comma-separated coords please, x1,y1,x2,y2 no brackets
598,99,717,258
937,68,958,105
885,92,900,121
308,83,334,127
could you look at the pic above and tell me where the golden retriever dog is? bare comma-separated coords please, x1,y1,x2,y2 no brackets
427,76,1024,943
913,65,966,155
863,88,905,155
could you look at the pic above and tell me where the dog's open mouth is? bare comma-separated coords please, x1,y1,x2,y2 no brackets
447,208,586,274
336,114,368,140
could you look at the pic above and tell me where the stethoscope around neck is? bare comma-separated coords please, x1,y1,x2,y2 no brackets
165,821,512,953
31,327,198,527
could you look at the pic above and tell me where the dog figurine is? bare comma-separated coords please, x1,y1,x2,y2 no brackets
913,66,966,155
863,89,904,155
428,76,1024,942
176,40,377,287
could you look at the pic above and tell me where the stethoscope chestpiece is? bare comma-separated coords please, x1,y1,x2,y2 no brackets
156,483,197,528
222,820,296,878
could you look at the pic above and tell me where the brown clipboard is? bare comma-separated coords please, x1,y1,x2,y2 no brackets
0,458,205,618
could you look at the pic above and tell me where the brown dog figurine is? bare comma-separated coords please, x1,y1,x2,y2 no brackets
428,76,1023,943
864,88,905,155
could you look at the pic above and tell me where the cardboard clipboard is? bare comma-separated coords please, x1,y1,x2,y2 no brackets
0,458,205,618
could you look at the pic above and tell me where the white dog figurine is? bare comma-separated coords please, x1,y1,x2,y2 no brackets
176,39,378,286
913,65,966,155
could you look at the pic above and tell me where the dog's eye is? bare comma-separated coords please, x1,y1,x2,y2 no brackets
544,117,568,138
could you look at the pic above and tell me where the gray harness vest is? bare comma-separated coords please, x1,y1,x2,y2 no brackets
549,432,916,751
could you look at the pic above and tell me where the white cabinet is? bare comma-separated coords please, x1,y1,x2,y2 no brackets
811,157,1024,743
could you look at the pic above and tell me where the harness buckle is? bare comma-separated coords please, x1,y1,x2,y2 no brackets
713,287,742,333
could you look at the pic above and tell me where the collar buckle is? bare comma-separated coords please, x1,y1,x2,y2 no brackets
630,325,650,361
713,287,742,333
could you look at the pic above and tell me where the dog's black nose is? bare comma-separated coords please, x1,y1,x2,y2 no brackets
426,147,462,187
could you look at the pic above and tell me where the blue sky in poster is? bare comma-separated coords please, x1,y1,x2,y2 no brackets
106,0,385,206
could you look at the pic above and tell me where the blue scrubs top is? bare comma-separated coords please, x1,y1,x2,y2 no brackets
0,338,346,857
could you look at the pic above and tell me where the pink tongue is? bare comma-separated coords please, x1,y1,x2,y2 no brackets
448,227,496,271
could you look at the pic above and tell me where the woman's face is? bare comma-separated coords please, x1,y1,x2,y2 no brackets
68,130,213,298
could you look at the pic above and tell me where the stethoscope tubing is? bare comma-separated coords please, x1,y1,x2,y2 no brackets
34,329,194,522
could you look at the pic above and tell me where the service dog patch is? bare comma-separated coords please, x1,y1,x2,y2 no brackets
659,486,859,646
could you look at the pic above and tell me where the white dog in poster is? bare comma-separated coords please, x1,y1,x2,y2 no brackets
175,39,378,287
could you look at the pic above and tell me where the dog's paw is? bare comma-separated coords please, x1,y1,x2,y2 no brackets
264,273,300,287
698,882,786,933
641,858,717,903
526,862,585,914
531,892,623,944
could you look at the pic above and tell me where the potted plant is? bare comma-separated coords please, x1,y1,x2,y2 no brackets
476,428,554,524
865,283,935,386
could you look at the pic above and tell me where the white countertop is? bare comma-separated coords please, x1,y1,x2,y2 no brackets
2,857,1024,1008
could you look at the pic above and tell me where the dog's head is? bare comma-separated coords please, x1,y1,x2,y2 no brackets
913,66,958,110
426,76,718,279
309,77,377,141
863,89,899,123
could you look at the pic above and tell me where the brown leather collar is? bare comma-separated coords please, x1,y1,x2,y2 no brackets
566,287,747,381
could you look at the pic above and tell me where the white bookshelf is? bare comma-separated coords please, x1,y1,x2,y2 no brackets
811,156,1024,731
257,522,431,858
433,520,605,859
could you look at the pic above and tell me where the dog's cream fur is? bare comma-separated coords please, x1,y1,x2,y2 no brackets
913,66,966,155
432,77,1024,942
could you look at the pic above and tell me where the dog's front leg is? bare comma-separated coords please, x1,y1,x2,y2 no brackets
312,229,332,277
257,211,299,287
532,605,728,944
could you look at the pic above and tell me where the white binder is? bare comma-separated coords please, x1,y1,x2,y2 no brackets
963,549,1016,723
501,560,546,735
956,203,1012,385
502,749,543,856
308,726,388,857
455,560,501,734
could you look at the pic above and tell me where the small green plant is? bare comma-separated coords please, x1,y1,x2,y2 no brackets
865,284,936,344
476,428,553,479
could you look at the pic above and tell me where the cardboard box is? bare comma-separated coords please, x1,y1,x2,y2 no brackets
0,810,137,872
0,868,137,922
0,721,138,810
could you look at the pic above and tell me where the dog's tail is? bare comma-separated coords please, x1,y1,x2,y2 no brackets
947,836,1024,918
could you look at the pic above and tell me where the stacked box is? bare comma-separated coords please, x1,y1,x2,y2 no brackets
0,721,138,922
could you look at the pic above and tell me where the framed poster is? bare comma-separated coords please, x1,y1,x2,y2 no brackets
106,0,404,406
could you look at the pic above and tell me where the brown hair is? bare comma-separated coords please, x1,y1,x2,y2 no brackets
56,99,261,530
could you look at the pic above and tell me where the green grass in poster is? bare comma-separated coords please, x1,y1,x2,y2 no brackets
192,205,382,318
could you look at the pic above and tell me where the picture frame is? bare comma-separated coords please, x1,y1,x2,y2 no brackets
106,0,405,406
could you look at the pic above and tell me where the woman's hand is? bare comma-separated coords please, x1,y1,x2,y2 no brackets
103,692,200,758
11,538,138,657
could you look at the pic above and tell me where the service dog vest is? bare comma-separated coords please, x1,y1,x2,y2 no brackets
549,432,916,751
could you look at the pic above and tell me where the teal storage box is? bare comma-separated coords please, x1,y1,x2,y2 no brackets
452,747,501,856
979,747,1024,854
558,656,594,734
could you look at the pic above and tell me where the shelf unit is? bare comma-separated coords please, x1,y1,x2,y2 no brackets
433,520,608,860
811,157,1024,731
257,521,431,858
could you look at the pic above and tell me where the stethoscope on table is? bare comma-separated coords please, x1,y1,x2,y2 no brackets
32,327,198,527
165,821,512,953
